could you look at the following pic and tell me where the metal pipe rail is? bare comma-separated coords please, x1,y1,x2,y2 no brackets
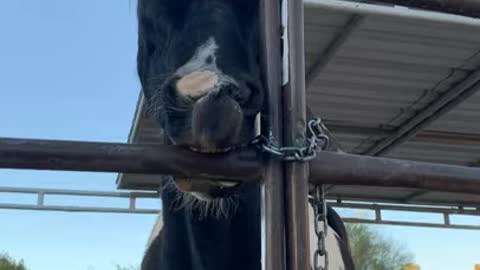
309,151,480,194
330,201,480,216
342,217,480,230
0,137,263,181
0,186,159,214
332,201,480,230
2,185,479,229
3,185,479,229
2,137,480,195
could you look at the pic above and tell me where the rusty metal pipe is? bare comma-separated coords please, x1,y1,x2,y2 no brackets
283,0,311,269
0,137,263,181
259,0,286,269
3,138,480,195
310,151,480,194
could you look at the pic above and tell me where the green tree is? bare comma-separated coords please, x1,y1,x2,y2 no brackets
0,254,28,270
346,223,415,270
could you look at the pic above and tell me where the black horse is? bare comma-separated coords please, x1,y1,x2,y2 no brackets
137,1,354,269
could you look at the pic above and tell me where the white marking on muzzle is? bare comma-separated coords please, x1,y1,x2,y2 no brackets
176,71,218,97
175,37,237,98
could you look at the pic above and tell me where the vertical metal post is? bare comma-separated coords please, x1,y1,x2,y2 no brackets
375,209,382,222
443,213,451,226
129,196,136,211
259,1,286,270
37,192,45,207
283,0,310,270
260,1,309,269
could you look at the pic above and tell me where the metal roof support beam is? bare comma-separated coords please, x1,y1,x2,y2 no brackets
305,0,480,27
365,70,480,156
365,0,480,18
305,14,365,90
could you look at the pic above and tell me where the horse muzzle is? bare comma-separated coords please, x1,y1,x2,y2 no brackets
190,90,243,153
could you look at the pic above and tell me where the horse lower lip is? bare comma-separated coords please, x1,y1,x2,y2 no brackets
189,146,232,153
174,178,240,195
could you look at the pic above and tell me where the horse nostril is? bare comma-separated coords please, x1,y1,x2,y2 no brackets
219,84,235,98
221,84,251,105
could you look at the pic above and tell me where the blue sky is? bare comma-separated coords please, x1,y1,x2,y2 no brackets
0,1,479,270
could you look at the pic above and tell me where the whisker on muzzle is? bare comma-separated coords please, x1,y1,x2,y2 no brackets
161,177,240,219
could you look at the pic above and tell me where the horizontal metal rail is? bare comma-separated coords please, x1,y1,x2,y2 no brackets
342,218,480,230
0,204,159,214
0,186,159,198
0,137,263,181
310,151,480,195
2,187,478,229
330,201,480,216
0,186,159,214
2,138,480,195
333,202,480,230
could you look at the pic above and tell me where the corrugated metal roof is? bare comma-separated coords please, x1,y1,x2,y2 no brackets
117,1,480,208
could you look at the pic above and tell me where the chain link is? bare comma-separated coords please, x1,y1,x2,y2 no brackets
254,118,330,161
311,185,328,270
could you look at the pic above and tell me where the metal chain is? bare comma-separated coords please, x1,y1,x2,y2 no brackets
254,118,330,269
312,185,328,270
254,118,330,161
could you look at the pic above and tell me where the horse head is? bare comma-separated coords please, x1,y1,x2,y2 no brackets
137,0,262,203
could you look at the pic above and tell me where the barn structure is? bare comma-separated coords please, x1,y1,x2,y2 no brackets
1,1,480,270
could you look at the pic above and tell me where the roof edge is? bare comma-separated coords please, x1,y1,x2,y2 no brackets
305,0,480,27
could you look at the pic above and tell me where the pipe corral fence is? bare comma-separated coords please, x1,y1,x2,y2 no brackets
2,1,480,270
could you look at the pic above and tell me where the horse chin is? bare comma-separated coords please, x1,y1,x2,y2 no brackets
178,145,244,201
174,178,241,200
170,177,242,219
190,192,214,201
189,182,240,202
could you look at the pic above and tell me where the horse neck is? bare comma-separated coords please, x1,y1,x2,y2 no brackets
159,181,262,270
